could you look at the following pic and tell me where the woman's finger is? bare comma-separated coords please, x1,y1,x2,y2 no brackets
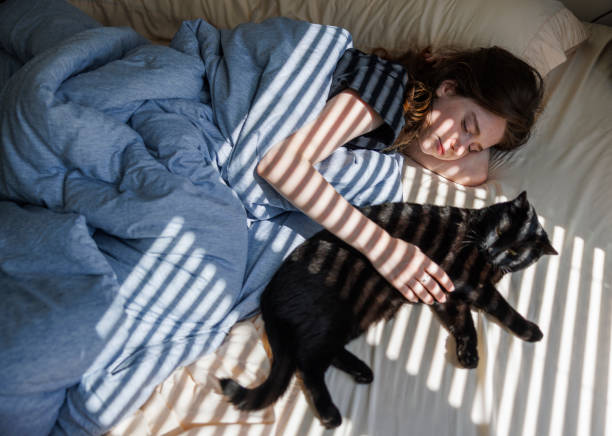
426,262,455,293
407,279,434,305
398,284,419,302
405,289,418,303
418,275,447,303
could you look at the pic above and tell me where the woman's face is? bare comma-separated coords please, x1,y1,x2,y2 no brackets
417,80,507,161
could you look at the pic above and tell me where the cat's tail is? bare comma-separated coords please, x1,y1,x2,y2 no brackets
219,317,296,411
219,352,296,411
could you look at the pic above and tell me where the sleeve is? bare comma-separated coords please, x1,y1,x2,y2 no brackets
328,48,408,151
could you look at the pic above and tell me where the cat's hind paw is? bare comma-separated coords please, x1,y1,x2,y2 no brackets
456,339,479,368
332,350,373,384
319,407,342,429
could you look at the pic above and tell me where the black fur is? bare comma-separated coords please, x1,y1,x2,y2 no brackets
220,191,556,428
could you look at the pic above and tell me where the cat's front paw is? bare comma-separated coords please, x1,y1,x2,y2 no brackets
456,338,479,368
353,367,373,384
519,322,543,342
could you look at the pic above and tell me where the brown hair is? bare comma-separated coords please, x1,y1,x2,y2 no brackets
376,46,544,153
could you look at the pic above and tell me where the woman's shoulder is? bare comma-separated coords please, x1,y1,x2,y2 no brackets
329,48,409,150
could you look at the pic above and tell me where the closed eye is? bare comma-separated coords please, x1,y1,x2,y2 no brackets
464,113,483,153
468,143,483,153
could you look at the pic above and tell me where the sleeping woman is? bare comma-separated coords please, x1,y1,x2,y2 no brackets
0,0,542,434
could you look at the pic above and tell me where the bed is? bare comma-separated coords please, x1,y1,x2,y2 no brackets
1,0,610,435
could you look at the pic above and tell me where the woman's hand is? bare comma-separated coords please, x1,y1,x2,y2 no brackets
368,235,454,304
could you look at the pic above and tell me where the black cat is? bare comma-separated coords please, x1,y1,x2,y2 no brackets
220,191,557,428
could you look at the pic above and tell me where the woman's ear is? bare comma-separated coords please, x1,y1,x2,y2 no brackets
435,80,457,97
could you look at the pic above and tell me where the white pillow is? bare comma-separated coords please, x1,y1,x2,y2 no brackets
69,0,588,76
276,0,588,76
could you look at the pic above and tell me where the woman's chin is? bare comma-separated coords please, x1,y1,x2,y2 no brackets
424,149,456,162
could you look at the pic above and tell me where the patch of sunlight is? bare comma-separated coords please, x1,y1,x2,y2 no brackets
385,305,413,361
548,236,583,436
425,324,447,392
578,247,605,436
521,224,565,436
494,259,538,436
405,307,433,375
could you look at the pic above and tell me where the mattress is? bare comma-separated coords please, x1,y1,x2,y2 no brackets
108,21,612,436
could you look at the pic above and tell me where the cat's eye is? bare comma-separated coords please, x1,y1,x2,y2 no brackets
507,249,518,256
496,228,503,236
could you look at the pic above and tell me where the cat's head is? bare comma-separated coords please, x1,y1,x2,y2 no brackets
475,191,557,273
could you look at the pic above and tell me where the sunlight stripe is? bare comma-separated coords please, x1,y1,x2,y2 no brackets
450,310,479,409
113,229,196,346
402,164,417,201
366,318,385,346
548,237,583,436
453,188,467,208
577,247,604,436
233,25,344,147
386,305,413,360
405,307,433,375
495,262,537,436
307,416,327,436
230,27,348,193
271,222,301,253
119,216,185,297
252,423,270,436
472,195,486,209
283,387,312,435
426,326,447,392
521,225,564,436
470,314,491,424
448,367,469,408
477,273,508,422
196,277,232,327
433,181,449,206
415,173,431,204
162,245,204,319
494,191,509,203
125,230,195,321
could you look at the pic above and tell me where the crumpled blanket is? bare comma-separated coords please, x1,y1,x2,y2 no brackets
0,0,404,433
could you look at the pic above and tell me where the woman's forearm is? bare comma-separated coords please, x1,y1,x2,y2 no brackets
258,154,392,259
256,90,392,259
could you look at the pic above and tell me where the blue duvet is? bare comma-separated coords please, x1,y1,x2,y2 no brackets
0,0,404,433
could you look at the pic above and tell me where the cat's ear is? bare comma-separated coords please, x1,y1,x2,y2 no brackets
513,191,528,207
540,240,558,255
